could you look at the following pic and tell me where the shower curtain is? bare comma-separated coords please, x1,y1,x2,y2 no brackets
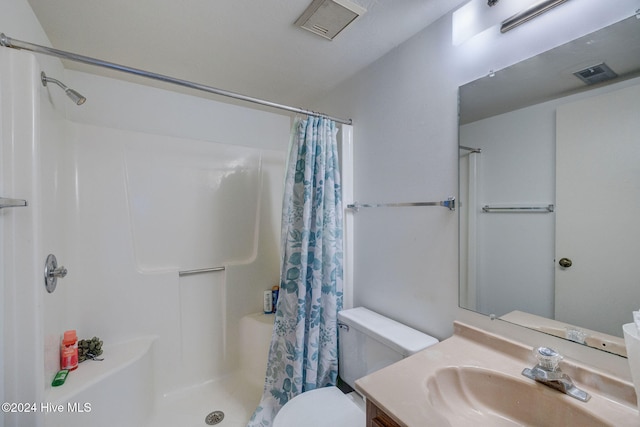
248,117,344,427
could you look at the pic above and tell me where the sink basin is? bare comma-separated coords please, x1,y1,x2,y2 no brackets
426,366,610,426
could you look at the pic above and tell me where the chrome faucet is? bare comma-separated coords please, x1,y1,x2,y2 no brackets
522,347,591,402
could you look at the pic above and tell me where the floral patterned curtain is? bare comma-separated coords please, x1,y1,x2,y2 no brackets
248,117,344,426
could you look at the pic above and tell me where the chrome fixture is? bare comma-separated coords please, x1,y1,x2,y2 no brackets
44,254,68,293
558,257,573,268
522,347,591,402
459,146,481,158
0,196,27,209
0,33,350,124
482,204,554,213
178,266,225,277
501,0,569,33
40,71,86,105
347,197,456,212
205,410,225,425
338,322,350,332
459,146,481,154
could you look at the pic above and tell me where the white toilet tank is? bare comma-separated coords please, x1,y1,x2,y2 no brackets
337,307,439,389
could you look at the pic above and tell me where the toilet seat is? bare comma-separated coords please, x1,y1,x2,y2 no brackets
272,386,364,427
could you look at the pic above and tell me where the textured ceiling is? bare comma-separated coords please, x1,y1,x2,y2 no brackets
26,0,467,109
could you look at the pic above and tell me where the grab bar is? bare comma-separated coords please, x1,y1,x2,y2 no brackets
347,197,455,212
178,266,225,277
0,197,28,209
482,204,554,213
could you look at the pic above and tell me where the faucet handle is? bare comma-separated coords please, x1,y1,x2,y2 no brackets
534,347,563,371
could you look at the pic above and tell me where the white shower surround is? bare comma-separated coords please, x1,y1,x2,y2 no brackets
2,46,355,426
1,48,297,426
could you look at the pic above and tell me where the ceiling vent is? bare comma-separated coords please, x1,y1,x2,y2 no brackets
573,63,618,85
295,0,366,40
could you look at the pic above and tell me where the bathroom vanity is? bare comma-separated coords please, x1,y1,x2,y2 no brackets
366,401,401,427
356,322,638,426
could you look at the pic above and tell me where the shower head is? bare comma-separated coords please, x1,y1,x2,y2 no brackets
40,71,86,105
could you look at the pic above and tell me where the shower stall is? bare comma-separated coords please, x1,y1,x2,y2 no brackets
0,47,354,427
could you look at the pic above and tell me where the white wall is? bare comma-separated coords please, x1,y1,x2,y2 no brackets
1,2,66,425
313,0,640,341
1,48,45,427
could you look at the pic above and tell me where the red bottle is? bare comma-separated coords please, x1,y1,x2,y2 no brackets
61,330,79,371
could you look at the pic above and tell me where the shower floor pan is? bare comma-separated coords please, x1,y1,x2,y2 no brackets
146,373,262,427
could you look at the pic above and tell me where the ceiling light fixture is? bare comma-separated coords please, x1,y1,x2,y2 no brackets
501,0,569,33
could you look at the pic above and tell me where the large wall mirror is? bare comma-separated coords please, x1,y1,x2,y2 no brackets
458,15,640,357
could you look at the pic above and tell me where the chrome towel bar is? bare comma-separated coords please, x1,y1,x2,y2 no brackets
0,197,28,209
482,204,554,213
347,197,455,212
459,146,481,154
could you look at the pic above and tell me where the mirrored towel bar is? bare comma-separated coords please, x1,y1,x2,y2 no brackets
178,266,225,277
459,146,481,154
482,204,554,213
348,197,455,212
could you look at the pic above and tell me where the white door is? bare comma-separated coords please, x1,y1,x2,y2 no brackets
555,83,640,337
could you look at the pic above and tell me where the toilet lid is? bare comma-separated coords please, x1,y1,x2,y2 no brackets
273,386,364,427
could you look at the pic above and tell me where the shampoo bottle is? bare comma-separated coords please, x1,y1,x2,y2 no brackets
60,330,79,371
271,285,279,313
263,290,273,314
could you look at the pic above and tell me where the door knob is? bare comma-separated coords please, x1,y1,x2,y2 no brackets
559,258,573,268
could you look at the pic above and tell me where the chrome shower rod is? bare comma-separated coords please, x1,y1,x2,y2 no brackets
0,33,352,125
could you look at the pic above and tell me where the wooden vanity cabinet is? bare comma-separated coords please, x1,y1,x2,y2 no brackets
367,400,402,427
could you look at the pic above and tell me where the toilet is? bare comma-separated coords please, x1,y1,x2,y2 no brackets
273,307,439,427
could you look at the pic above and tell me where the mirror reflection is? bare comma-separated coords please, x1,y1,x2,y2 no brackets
458,15,640,357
